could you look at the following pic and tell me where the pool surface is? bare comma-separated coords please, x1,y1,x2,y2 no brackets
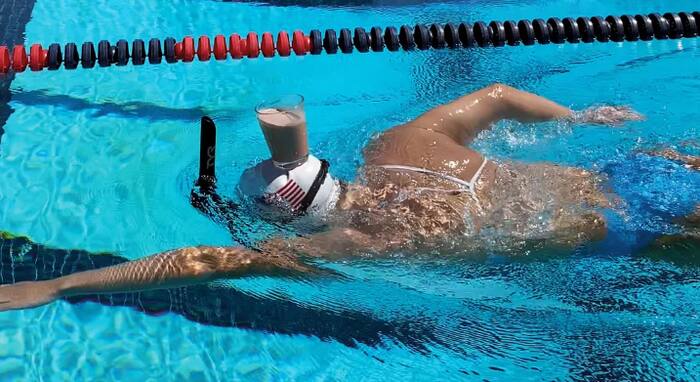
1,0,699,380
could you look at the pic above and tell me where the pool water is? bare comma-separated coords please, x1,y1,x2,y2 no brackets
1,0,700,380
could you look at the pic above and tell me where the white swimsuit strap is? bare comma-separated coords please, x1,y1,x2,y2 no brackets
469,157,489,190
379,157,489,193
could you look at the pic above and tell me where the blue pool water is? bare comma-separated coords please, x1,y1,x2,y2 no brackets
1,0,700,380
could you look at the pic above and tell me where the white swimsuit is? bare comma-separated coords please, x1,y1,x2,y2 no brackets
379,158,489,193
378,157,490,210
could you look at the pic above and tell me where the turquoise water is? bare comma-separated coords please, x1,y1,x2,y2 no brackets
1,0,700,380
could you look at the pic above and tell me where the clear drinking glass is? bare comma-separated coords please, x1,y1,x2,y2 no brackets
255,94,309,169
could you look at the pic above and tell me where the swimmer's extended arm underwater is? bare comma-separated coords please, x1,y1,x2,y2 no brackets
0,227,383,312
0,245,316,312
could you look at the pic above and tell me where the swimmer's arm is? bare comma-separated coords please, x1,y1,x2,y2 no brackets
409,83,572,143
101,230,381,285
260,228,400,259
0,246,314,312
59,247,313,293
0,230,384,312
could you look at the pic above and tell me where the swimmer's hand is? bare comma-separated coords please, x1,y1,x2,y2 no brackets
0,280,60,312
646,148,700,171
571,106,645,126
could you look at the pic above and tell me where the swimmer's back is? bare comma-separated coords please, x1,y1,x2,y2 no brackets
363,124,493,188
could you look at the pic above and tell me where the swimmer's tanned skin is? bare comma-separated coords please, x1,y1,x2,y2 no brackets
5,83,696,312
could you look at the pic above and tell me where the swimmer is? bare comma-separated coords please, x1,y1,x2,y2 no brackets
5,83,694,312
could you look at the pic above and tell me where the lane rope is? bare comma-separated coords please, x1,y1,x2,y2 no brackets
0,11,698,73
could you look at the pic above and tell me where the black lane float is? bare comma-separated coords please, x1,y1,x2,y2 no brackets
0,11,698,73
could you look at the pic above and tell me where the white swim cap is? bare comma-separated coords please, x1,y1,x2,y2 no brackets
238,154,340,217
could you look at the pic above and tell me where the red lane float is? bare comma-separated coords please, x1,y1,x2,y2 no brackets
292,30,306,55
229,34,243,59
197,36,211,61
0,46,9,73
277,31,291,56
182,36,195,62
29,44,44,71
246,32,259,58
12,45,27,72
174,42,183,60
261,32,275,57
213,35,227,60
239,38,248,57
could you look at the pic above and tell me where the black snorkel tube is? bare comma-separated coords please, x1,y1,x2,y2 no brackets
191,116,254,246
196,116,217,188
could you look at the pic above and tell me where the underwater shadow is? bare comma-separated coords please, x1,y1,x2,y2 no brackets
0,233,442,351
10,90,207,123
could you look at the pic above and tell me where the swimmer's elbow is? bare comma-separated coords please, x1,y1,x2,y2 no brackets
486,83,513,94
480,83,517,117
185,246,302,279
486,83,517,107
183,246,255,279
